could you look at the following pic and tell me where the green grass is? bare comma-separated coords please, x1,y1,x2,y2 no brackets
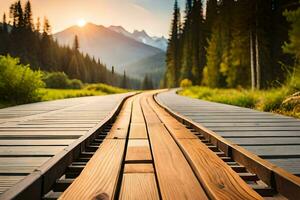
179,86,299,118
39,84,129,101
0,84,130,108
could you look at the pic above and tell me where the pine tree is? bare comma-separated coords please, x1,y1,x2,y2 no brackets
24,1,33,31
165,0,181,88
190,0,205,84
122,70,128,88
203,21,224,88
142,74,154,90
179,0,193,82
73,35,79,51
2,13,8,33
205,0,218,39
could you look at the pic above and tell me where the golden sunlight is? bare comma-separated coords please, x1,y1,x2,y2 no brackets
77,19,86,27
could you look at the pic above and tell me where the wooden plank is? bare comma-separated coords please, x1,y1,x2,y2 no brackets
131,96,145,124
141,94,209,200
228,137,300,146
210,127,300,131
0,139,74,146
149,94,263,200
125,140,152,163
0,146,64,156
215,131,300,137
60,96,132,200
119,173,159,200
106,99,133,139
180,139,263,200
59,139,126,200
124,164,154,174
129,123,147,139
0,176,26,194
267,158,300,175
202,122,300,127
244,146,300,158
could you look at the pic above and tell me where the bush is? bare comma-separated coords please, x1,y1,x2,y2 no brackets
86,84,127,94
0,55,44,103
43,72,69,89
180,79,193,88
67,79,83,89
43,72,83,89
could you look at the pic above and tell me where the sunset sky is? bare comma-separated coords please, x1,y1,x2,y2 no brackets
0,0,185,37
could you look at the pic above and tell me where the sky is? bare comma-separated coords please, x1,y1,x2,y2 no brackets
0,0,185,37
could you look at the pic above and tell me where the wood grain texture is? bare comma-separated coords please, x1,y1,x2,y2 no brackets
157,90,300,177
119,173,159,200
141,94,209,200
180,139,263,200
149,93,263,200
59,96,133,200
129,123,148,139
124,164,154,174
59,139,126,200
106,98,133,139
125,140,152,162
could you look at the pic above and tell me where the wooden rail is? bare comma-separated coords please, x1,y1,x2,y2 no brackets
154,92,300,200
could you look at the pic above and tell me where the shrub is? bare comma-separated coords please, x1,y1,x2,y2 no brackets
180,79,193,88
0,55,44,103
86,84,127,94
67,79,83,89
257,88,289,112
43,72,69,89
43,72,83,89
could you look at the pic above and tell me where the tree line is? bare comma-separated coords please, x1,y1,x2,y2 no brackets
164,0,299,89
0,0,140,89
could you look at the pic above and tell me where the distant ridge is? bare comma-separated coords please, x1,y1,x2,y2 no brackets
108,26,168,51
54,23,166,85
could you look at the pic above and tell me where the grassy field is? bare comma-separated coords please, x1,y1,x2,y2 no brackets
39,84,129,101
0,84,129,108
179,86,300,118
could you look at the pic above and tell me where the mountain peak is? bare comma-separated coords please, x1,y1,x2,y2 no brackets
133,30,149,38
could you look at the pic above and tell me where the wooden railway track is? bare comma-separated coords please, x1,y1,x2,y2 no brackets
1,91,300,199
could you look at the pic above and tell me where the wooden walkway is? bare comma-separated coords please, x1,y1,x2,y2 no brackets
59,92,263,200
157,89,300,176
0,91,299,199
0,93,131,195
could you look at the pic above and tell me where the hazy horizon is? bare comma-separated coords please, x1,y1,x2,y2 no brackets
0,0,185,37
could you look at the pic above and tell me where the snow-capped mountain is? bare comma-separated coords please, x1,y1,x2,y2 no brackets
108,26,168,51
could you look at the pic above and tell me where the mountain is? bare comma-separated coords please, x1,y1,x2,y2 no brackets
53,23,163,72
124,52,166,87
108,26,168,51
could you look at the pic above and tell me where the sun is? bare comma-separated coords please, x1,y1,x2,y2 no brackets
77,19,87,27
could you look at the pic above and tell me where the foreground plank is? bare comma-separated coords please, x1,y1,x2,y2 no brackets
119,173,159,200
123,164,154,174
141,94,208,200
125,140,152,163
59,139,126,200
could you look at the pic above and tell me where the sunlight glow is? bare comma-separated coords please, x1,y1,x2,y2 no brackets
77,19,87,27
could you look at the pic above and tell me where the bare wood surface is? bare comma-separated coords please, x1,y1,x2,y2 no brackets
125,140,152,162
119,173,159,200
0,93,131,195
59,139,126,200
141,93,209,200
59,96,133,200
157,90,300,175
123,164,154,174
148,93,262,200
